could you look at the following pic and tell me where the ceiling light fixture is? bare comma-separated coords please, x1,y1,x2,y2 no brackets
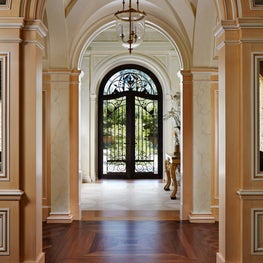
114,0,146,54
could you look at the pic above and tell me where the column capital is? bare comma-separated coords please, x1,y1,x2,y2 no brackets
179,70,192,85
43,69,81,75
43,69,82,85
21,19,47,49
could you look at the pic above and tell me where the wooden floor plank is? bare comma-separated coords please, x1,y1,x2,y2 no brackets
43,220,218,263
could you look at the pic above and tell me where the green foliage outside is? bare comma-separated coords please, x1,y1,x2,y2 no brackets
103,97,158,162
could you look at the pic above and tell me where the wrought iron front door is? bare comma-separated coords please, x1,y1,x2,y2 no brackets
98,65,162,179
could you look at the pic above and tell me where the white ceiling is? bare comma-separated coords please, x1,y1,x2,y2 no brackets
44,0,218,69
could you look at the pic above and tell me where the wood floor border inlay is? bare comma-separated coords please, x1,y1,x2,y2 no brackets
81,210,180,221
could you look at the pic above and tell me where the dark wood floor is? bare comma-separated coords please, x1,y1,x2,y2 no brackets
43,220,218,263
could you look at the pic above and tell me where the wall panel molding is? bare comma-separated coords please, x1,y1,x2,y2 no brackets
0,53,9,181
252,208,263,255
252,53,263,180
237,190,263,199
0,190,24,200
0,208,9,255
0,0,11,10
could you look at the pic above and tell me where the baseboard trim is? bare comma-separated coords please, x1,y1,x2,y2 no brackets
42,206,51,221
37,252,45,263
189,213,216,223
23,252,45,263
216,252,226,263
46,213,73,223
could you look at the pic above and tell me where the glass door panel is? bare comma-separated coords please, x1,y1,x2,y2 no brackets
103,97,126,175
135,97,158,174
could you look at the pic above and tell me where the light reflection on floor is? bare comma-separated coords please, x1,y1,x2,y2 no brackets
80,179,180,211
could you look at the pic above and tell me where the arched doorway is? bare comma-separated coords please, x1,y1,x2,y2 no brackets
98,64,163,179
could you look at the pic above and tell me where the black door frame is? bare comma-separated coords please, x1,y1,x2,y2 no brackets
98,64,163,179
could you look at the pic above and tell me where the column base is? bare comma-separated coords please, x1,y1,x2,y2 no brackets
36,252,45,263
42,206,51,221
46,212,73,223
22,252,45,263
80,170,92,183
216,252,226,263
188,212,216,223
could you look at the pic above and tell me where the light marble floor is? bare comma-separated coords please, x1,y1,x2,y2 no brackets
80,179,180,211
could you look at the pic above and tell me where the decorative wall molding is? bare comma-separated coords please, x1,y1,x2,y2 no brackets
252,53,263,180
93,54,110,68
0,0,11,10
252,208,263,255
251,0,263,10
0,17,23,29
216,252,226,263
0,208,9,255
0,190,24,200
237,190,263,200
0,53,9,182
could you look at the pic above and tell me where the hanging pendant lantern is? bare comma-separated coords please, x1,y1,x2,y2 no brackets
114,0,146,53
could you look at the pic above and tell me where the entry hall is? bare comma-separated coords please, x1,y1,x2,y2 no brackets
1,1,263,263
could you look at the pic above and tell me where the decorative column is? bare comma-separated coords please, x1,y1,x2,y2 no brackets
189,68,217,223
42,73,51,221
180,70,193,220
89,94,98,182
210,73,219,221
235,20,263,263
46,69,81,223
0,17,24,263
70,70,81,220
20,20,47,262
215,20,242,263
79,53,92,183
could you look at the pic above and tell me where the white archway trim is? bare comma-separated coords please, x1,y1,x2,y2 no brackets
71,15,189,70
88,53,172,97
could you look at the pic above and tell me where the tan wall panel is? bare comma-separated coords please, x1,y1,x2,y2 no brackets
241,198,263,263
0,0,21,17
19,20,47,262
216,26,242,261
240,0,263,17
0,42,20,190
0,201,20,263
